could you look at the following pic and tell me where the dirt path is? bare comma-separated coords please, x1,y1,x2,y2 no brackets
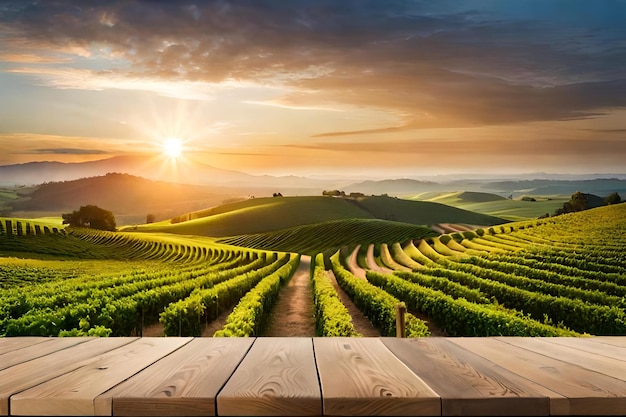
327,270,381,337
141,322,164,337
366,244,394,274
263,256,316,337
346,245,366,279
202,305,234,336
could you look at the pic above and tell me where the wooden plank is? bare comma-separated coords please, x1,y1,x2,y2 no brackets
500,337,626,381
0,337,90,370
314,337,440,416
95,338,253,416
0,337,50,355
588,336,626,348
0,337,136,416
548,337,626,361
450,337,626,416
217,338,321,416
10,337,191,416
382,337,554,416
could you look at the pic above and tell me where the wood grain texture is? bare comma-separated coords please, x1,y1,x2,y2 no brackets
498,337,626,381
0,337,50,356
450,337,626,416
0,337,136,416
95,338,253,416
10,337,191,416
547,337,626,362
217,338,321,416
0,337,89,371
588,336,626,348
2,337,626,416
314,337,440,416
382,337,553,416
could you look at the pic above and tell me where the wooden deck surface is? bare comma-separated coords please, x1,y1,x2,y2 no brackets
0,337,625,416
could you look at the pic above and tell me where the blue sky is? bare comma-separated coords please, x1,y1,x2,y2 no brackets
0,0,625,177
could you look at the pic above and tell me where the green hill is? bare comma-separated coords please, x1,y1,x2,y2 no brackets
125,196,373,237
419,191,507,205
352,195,507,226
410,191,567,221
125,195,507,238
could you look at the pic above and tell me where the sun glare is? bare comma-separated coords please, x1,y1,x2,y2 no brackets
162,137,183,159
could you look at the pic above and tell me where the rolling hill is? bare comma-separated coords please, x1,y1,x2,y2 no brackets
217,218,438,255
410,191,568,221
7,173,241,225
125,195,507,238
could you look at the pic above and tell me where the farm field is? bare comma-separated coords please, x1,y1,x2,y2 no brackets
0,203,625,338
410,191,568,221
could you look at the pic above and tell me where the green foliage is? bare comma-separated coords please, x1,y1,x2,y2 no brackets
311,253,361,337
605,192,622,205
59,325,112,337
214,255,299,337
62,205,117,231
0,229,272,336
160,253,287,336
366,271,577,336
330,251,429,337
554,191,607,216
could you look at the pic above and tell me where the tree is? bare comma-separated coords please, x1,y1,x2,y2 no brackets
62,205,116,231
605,192,622,205
146,213,156,224
322,190,345,197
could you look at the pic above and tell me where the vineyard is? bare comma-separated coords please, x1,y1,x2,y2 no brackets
0,203,625,338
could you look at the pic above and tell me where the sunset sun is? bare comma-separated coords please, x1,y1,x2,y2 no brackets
162,137,184,159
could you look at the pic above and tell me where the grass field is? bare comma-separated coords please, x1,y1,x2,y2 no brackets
410,191,568,221
123,195,506,238
123,196,373,237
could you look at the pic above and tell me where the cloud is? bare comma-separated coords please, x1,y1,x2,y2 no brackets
27,148,111,155
1,0,625,131
286,136,626,157
583,129,626,133
0,53,70,63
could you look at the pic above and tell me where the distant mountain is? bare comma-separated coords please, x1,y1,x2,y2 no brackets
8,173,241,225
0,155,339,190
343,178,443,195
481,178,626,197
343,177,626,199
0,155,255,187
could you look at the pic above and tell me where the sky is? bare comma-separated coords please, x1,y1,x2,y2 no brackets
0,0,625,178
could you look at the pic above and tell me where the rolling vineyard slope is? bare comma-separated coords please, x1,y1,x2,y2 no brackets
1,202,624,339
0,220,283,337
217,218,437,256
334,203,626,336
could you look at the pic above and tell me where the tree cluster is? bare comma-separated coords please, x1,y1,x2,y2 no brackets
553,191,621,216
62,205,117,231
322,190,346,197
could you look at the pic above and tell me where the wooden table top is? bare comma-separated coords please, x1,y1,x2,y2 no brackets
0,337,624,416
